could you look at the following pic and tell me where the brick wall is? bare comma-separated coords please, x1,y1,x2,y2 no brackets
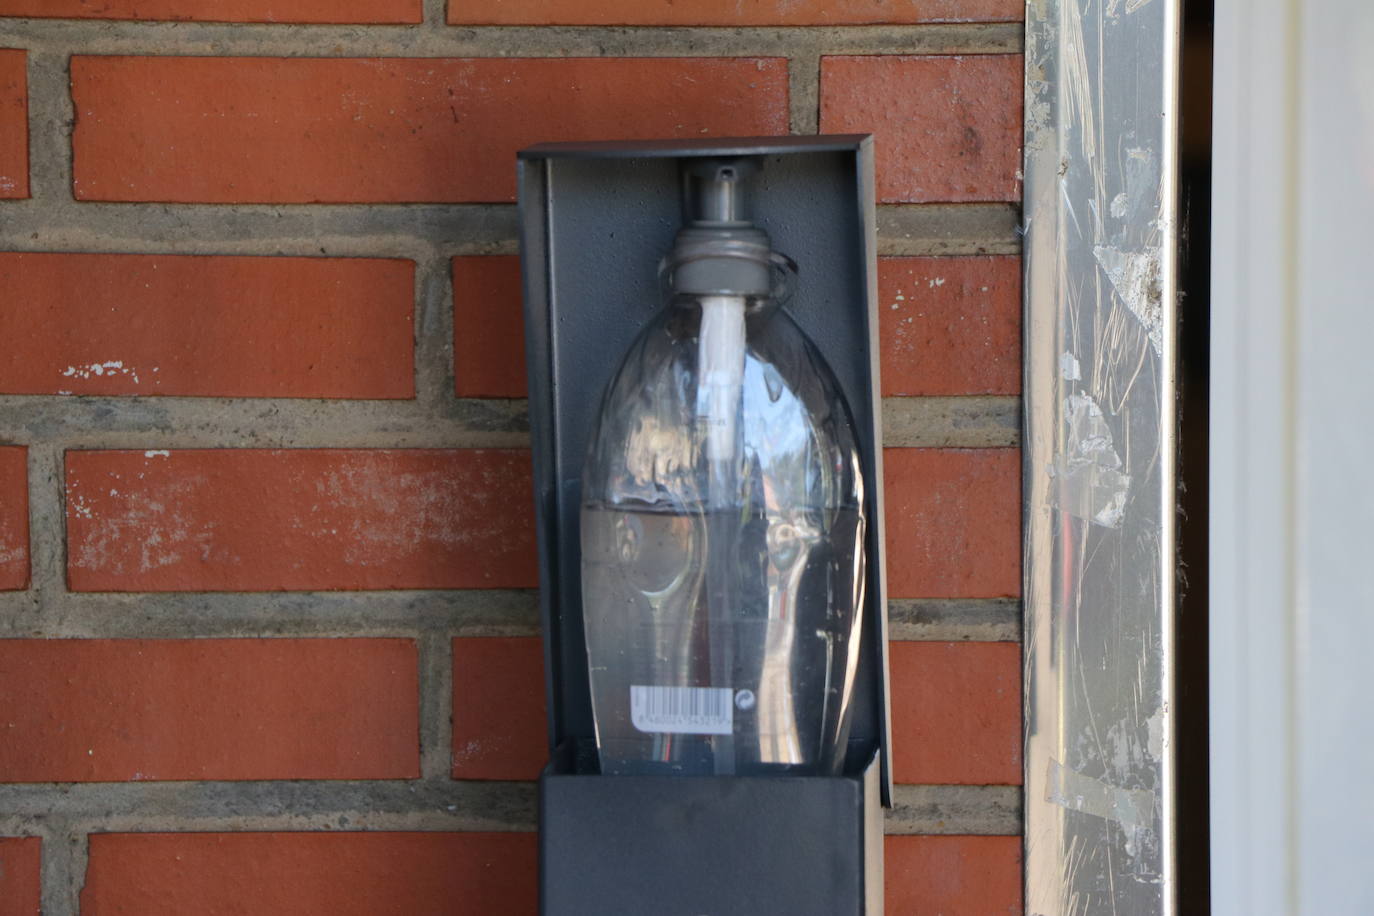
0,4,1023,913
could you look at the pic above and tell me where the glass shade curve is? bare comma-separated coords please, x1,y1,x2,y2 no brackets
580,290,867,777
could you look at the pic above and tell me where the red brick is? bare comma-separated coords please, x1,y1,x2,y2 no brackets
66,449,537,592
71,57,789,204
453,256,526,399
0,639,418,782
450,0,1020,25
0,0,419,22
0,837,40,916
886,835,1021,914
83,832,536,916
0,253,414,399
880,256,1021,396
820,55,1023,203
452,637,546,780
884,448,1020,598
889,641,1020,785
0,50,26,199
0,447,27,590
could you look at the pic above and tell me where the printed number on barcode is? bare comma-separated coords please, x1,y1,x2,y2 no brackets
630,685,734,735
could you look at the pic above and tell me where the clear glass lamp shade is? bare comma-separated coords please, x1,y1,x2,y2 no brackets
580,262,867,777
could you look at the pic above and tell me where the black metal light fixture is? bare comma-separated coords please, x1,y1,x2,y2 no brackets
519,136,890,916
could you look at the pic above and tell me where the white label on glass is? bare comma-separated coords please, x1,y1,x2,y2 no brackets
630,685,733,735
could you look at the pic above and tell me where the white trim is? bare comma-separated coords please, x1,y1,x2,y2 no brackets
1211,0,1374,911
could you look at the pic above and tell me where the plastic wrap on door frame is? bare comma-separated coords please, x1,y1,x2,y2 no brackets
1022,0,1181,912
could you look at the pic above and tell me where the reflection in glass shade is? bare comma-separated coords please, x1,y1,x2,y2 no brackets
581,278,867,777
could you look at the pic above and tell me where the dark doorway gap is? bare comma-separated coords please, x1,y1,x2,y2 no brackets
1176,0,1213,911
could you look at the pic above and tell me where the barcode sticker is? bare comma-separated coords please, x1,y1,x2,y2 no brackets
630,685,734,735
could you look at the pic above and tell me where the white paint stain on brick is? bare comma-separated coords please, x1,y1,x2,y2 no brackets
451,739,488,767
61,360,144,385
69,470,215,576
0,538,23,567
312,454,519,577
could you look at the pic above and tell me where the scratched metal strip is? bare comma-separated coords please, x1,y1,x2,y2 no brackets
1022,0,1180,913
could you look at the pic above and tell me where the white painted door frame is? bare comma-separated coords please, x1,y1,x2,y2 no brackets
1210,0,1374,912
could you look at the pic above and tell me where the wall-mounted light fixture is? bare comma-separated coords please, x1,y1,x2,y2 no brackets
520,136,890,916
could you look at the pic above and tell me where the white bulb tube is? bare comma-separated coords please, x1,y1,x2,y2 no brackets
697,295,748,474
